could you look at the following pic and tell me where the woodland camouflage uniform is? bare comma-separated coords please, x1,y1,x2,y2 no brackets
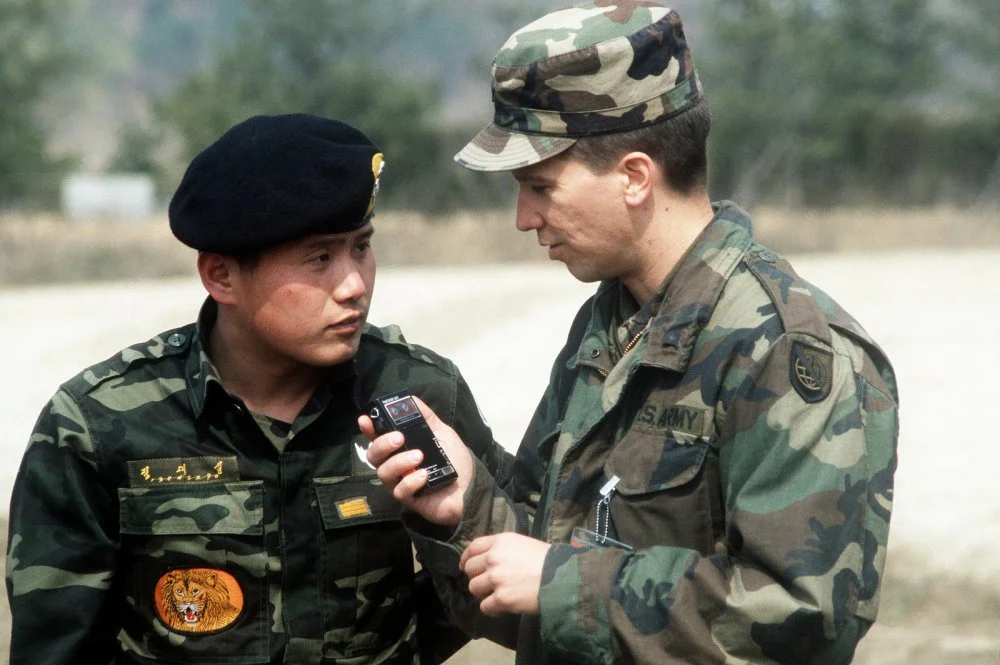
6,303,509,664
416,3,900,664
6,114,513,665
412,202,898,664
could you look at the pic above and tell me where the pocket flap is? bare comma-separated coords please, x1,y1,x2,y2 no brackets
314,476,401,529
606,426,710,495
119,481,264,536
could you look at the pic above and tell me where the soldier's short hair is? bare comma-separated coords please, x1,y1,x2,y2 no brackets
568,97,711,195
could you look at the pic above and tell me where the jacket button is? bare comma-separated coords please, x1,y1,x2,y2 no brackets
167,333,187,347
591,349,601,358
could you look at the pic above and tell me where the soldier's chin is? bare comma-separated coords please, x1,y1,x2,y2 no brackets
310,339,362,367
564,262,603,284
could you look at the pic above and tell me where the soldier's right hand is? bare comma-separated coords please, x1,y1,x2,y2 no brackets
358,396,472,527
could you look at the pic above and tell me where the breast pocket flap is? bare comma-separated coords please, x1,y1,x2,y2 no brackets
118,481,264,536
606,427,710,495
314,476,402,529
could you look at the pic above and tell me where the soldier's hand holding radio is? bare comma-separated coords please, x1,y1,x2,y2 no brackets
358,391,474,527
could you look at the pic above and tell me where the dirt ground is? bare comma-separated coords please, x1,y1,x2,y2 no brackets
1,236,998,662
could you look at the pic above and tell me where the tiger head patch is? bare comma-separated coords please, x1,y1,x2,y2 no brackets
154,568,244,634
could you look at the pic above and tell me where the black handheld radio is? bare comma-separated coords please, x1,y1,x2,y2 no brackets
365,390,458,493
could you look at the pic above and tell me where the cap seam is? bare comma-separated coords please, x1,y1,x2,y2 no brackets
494,11,675,68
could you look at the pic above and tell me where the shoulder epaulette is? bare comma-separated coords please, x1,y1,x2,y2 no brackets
63,323,195,398
744,248,894,392
744,247,831,344
360,323,456,373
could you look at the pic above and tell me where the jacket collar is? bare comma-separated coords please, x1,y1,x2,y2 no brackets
184,298,355,421
186,298,227,419
572,201,755,374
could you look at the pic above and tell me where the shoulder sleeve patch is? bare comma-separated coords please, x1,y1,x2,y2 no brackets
790,341,833,403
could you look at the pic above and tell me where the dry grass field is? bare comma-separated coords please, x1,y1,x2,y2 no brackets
1,207,998,664
2,205,999,285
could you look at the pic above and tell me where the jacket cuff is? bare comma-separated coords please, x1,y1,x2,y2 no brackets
538,543,625,665
404,455,497,573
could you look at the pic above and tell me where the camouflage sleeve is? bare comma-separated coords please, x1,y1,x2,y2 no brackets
5,390,120,665
407,309,587,649
407,375,536,650
413,568,475,665
408,455,530,650
410,370,519,659
537,330,898,664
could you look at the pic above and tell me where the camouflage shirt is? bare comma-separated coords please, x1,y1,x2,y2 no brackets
411,202,899,664
5,299,511,665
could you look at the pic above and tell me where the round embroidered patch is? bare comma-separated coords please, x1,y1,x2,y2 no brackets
154,568,244,634
790,341,833,403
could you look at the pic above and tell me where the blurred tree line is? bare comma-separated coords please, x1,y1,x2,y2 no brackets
703,0,1000,208
0,0,77,207
1,0,998,213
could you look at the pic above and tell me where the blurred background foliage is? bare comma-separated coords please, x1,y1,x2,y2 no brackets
1,0,998,214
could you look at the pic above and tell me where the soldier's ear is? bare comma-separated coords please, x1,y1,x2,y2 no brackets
198,252,238,305
618,152,655,207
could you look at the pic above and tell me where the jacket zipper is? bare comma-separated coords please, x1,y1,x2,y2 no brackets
597,328,645,378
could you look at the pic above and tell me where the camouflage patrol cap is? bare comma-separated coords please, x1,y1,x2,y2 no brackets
455,1,703,172
169,113,385,254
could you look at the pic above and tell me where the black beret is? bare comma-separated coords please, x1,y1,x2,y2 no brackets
168,113,384,253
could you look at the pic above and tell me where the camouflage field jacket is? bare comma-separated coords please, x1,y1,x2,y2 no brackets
5,300,511,665
411,201,899,664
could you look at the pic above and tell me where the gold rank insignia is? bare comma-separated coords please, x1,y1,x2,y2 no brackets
336,496,373,520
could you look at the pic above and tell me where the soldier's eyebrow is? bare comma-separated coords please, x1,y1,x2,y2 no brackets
345,227,376,247
307,226,375,248
512,170,551,185
511,167,535,181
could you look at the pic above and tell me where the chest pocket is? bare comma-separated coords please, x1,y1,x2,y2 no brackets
313,476,415,660
118,480,268,664
605,424,719,554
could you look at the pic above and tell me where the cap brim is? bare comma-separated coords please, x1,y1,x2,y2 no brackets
454,123,576,172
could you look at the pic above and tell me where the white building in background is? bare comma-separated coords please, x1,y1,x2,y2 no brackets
61,173,156,221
